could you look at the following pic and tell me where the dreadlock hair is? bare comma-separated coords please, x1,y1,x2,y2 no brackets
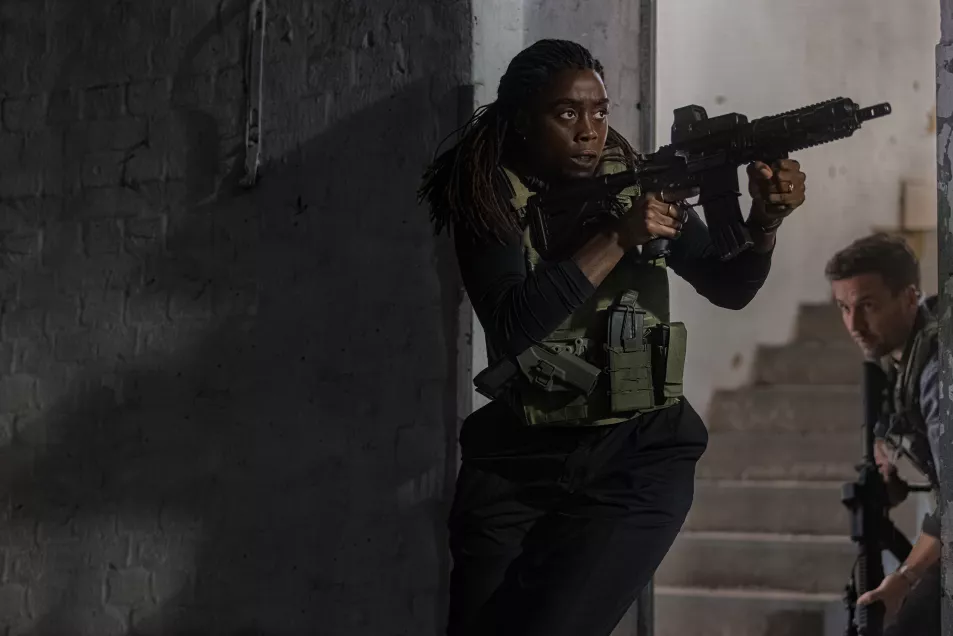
824,232,920,293
418,39,637,241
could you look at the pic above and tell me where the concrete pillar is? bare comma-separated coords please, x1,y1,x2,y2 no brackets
937,0,953,632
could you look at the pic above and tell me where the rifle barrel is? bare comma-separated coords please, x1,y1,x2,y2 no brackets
859,103,891,122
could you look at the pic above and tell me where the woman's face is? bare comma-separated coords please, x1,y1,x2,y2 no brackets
521,68,610,181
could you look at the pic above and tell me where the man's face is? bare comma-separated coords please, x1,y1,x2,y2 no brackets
831,273,919,358
522,69,610,180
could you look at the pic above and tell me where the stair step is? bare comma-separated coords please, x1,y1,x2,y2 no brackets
655,531,855,593
794,303,850,344
698,430,859,482
754,343,862,385
708,385,861,433
655,586,845,636
684,479,922,537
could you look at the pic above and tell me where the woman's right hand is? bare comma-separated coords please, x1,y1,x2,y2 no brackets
614,192,688,251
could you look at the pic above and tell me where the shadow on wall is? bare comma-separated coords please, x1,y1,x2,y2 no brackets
0,3,467,635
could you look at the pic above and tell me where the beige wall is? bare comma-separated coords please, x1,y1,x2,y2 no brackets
657,0,940,416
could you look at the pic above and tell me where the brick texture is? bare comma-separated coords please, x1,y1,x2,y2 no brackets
0,0,469,633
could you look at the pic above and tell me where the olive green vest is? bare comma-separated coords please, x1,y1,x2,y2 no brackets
488,150,687,427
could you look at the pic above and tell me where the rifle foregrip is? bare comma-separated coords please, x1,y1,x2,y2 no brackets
698,166,752,261
711,219,752,261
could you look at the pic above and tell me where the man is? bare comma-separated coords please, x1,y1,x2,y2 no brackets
825,233,940,635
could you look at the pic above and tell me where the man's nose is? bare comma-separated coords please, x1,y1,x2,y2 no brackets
847,309,865,333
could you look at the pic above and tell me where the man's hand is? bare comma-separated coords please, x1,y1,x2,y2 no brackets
874,439,894,479
746,159,807,230
857,572,912,622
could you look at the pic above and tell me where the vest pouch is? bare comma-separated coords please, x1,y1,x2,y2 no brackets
515,344,602,395
660,322,687,400
607,291,655,413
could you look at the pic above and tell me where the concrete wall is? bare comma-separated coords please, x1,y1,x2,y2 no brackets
523,0,647,146
469,0,527,414
0,0,469,633
657,0,940,415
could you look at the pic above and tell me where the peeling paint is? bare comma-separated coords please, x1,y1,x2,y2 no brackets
936,3,953,627
937,121,953,164
940,78,953,119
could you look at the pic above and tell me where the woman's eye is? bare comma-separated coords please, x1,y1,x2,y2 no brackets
594,110,609,120
558,110,576,120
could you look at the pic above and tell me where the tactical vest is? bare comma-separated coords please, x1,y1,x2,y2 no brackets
882,307,939,483
482,149,687,427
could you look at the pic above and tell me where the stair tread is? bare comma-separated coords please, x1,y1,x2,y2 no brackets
678,530,850,544
655,585,842,603
716,384,859,394
694,479,844,489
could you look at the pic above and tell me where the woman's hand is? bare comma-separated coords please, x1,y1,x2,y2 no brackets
614,191,691,251
746,159,807,231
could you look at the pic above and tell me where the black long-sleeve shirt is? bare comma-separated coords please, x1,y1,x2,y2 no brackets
455,205,775,461
455,205,774,461
456,206,774,358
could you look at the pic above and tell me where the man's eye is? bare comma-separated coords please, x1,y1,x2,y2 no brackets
558,110,576,120
594,110,609,120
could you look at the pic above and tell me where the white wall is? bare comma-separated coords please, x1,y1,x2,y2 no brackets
523,0,646,145
657,0,940,415
470,0,527,413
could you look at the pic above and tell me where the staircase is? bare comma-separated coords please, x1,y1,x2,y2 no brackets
652,303,921,636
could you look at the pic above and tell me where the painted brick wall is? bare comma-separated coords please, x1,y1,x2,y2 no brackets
0,0,469,633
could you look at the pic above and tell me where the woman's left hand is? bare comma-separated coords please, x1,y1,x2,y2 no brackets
746,158,807,231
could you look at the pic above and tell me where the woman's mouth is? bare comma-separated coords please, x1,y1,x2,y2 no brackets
569,154,598,167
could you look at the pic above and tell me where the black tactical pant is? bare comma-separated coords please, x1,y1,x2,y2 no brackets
885,561,940,636
445,399,708,636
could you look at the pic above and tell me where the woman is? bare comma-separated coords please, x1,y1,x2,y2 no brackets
419,39,806,636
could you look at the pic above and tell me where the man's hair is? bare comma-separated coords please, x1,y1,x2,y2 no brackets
824,232,920,292
418,39,637,240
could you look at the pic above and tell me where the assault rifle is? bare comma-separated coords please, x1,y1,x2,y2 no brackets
841,361,927,636
526,97,892,262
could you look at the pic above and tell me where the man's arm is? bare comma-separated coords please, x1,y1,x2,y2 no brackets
665,206,776,310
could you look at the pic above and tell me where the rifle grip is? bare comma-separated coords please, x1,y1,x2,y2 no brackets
641,238,670,261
